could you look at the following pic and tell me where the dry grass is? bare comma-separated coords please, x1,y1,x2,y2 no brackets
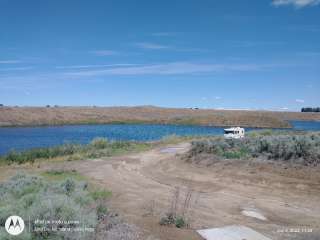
0,138,151,165
1,106,319,128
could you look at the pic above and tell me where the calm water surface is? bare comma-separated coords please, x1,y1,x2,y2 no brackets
0,121,319,155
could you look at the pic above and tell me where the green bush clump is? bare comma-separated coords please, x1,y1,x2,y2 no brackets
222,149,248,159
159,213,175,226
0,138,151,165
110,141,130,150
174,216,186,228
96,204,108,220
90,138,108,149
0,174,99,240
1,144,81,164
61,178,76,195
159,213,187,228
187,131,320,165
90,189,112,201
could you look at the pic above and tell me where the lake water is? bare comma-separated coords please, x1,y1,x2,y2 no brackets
0,121,319,155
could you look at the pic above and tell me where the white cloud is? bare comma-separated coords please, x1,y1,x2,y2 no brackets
135,42,170,50
89,50,119,56
230,41,284,47
0,67,33,72
0,60,21,64
65,62,268,77
297,51,320,57
295,99,305,103
135,42,210,53
215,96,222,100
272,0,320,8
152,32,177,37
56,64,139,69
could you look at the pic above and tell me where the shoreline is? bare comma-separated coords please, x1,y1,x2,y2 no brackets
0,121,294,129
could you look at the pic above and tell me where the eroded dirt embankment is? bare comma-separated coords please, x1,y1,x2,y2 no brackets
1,106,319,128
46,142,320,240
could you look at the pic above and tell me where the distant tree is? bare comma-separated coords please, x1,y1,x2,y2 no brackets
46,105,50,108
0,104,3,107
54,105,59,108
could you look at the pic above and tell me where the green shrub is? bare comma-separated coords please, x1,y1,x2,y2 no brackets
45,169,66,175
90,189,112,201
110,141,130,150
159,213,187,228
61,178,76,195
0,174,98,240
187,131,320,165
223,150,247,159
0,139,151,165
159,213,175,226
41,169,85,182
90,137,108,149
97,204,108,220
258,129,273,136
175,216,186,228
0,144,82,164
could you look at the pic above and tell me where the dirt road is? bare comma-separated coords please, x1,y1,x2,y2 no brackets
55,143,320,240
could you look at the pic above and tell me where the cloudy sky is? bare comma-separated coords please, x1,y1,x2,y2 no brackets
0,0,319,111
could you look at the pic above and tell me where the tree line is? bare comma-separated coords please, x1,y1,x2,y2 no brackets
301,107,320,112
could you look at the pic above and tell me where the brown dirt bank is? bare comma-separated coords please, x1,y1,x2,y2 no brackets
0,106,319,128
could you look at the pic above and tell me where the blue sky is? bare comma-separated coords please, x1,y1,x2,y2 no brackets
0,0,319,111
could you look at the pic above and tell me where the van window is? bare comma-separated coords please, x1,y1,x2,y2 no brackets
224,130,234,134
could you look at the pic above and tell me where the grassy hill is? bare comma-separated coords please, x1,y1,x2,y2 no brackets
0,106,319,128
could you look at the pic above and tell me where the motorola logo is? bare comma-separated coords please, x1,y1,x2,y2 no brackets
5,216,25,236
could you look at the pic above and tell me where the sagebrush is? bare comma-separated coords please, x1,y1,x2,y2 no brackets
0,173,97,240
187,131,320,165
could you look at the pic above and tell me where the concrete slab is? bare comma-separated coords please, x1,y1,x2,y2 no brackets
197,225,272,240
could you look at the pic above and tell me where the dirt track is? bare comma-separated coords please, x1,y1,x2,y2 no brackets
54,143,320,240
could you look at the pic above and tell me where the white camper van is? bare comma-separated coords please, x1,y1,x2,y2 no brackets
224,127,245,139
